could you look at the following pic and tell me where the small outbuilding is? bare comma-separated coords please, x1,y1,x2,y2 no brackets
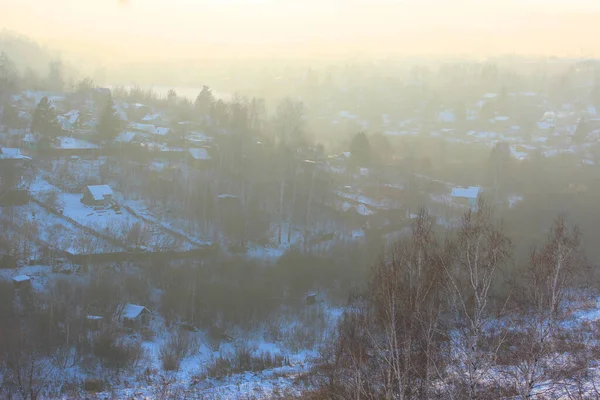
86,315,104,330
451,186,480,208
120,304,152,328
82,185,113,207
188,148,212,167
11,275,31,288
306,292,322,306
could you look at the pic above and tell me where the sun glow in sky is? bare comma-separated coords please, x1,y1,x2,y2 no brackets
2,0,600,58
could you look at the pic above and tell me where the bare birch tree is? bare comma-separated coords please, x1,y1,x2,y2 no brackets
316,209,448,399
442,199,511,399
505,216,586,398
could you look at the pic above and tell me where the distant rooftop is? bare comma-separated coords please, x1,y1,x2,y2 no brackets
451,186,480,199
85,185,113,201
12,275,30,283
121,304,150,320
188,148,211,160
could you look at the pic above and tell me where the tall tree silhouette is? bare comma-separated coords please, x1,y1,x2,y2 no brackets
31,97,59,136
97,93,121,143
195,85,214,116
350,131,371,168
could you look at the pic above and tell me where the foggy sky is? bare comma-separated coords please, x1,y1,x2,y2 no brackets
2,0,600,59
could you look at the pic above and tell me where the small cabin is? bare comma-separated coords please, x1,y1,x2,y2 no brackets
188,148,212,167
11,275,31,288
306,292,322,306
82,185,113,207
120,304,152,328
86,315,104,330
451,186,480,208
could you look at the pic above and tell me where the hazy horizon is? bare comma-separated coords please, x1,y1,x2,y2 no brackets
2,0,600,61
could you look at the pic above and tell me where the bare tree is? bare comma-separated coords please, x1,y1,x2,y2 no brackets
3,337,55,400
442,199,511,399
504,216,586,398
368,209,447,399
272,97,305,244
315,210,448,399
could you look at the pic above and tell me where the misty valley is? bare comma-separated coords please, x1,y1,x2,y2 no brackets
3,30,600,399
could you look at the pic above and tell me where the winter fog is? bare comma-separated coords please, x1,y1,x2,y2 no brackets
2,0,600,398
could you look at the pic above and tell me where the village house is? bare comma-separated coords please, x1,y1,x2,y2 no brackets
306,292,323,306
22,133,50,152
0,147,28,161
82,185,113,207
120,304,152,328
0,148,31,173
57,110,81,132
85,315,104,330
154,127,172,138
188,148,212,167
11,275,31,288
130,123,157,135
451,186,480,208
141,113,166,125
114,131,148,147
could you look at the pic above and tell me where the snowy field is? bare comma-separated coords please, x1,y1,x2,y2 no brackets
123,199,212,248
7,201,124,255
28,177,200,252
58,193,195,252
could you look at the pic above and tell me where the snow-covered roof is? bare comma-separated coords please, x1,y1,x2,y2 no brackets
56,137,100,149
64,110,80,124
541,111,556,121
510,147,528,160
339,110,357,119
339,201,353,212
121,304,150,320
160,147,184,153
537,121,554,130
0,148,29,160
115,131,137,143
23,133,40,143
85,185,113,201
154,127,170,136
187,131,213,143
141,113,161,122
438,110,456,123
218,194,238,200
130,123,156,134
18,111,31,120
12,275,30,283
451,186,480,199
1,148,21,158
356,204,375,216
188,148,212,160
495,116,509,121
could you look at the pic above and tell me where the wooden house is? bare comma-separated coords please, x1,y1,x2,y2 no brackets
451,186,480,208
188,148,212,167
82,185,113,207
11,275,31,288
86,315,104,330
120,304,152,328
